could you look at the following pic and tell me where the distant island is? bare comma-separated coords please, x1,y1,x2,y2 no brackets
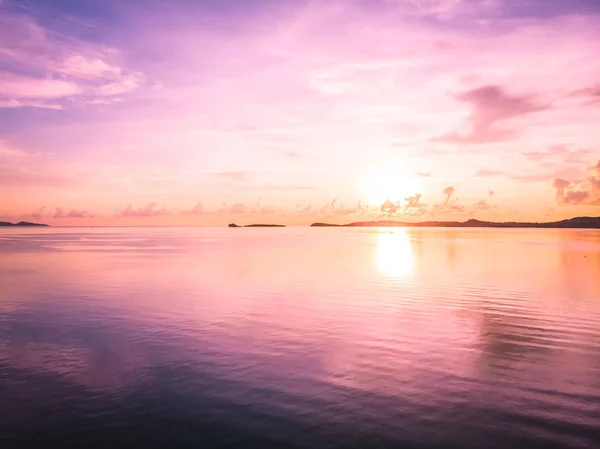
311,217,600,229
229,223,286,228
0,221,49,227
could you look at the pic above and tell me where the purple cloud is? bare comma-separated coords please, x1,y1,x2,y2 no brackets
0,8,144,109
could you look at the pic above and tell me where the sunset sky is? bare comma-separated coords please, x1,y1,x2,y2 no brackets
1,0,599,226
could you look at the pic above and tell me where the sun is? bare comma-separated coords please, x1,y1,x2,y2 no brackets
363,168,421,205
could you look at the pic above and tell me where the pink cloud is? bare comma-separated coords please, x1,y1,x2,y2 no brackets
476,167,570,184
296,204,312,214
377,194,428,217
563,190,591,204
553,160,600,206
429,186,465,215
20,206,47,221
59,55,122,80
217,202,257,215
524,145,592,164
475,169,503,177
208,171,254,182
473,200,496,210
443,186,456,205
53,207,93,218
244,184,317,191
403,194,428,216
432,85,548,144
66,209,94,218
569,85,600,105
553,178,571,202
431,202,466,215
116,203,171,217
229,203,248,214
380,199,399,214
181,202,204,215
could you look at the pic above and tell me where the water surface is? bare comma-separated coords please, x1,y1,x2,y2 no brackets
1,227,599,448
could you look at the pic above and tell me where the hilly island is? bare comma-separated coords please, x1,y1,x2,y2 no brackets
310,217,600,229
0,221,49,227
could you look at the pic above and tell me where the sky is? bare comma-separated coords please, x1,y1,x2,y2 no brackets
0,0,599,226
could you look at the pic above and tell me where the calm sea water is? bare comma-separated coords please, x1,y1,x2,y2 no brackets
1,227,599,448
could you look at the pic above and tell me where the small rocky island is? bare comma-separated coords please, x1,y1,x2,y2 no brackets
0,221,49,227
228,223,286,228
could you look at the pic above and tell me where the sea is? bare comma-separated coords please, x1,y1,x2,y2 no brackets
1,227,599,448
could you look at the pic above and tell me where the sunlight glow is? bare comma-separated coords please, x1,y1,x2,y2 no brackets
363,168,421,205
375,229,414,278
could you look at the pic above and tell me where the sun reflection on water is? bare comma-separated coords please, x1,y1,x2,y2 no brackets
376,229,414,278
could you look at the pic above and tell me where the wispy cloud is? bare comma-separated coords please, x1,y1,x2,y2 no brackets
475,167,569,183
0,165,77,187
53,207,93,218
473,200,496,211
116,203,171,218
181,202,204,215
244,185,317,191
206,171,254,182
0,6,144,109
475,169,504,177
432,85,548,144
569,85,600,105
20,206,47,221
524,145,592,164
429,186,466,215
443,186,456,205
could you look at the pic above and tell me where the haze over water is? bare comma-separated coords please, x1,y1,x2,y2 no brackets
1,227,600,448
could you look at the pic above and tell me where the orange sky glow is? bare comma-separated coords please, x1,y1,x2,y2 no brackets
1,0,599,225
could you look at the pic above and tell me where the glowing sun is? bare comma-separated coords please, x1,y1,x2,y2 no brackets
363,168,421,205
